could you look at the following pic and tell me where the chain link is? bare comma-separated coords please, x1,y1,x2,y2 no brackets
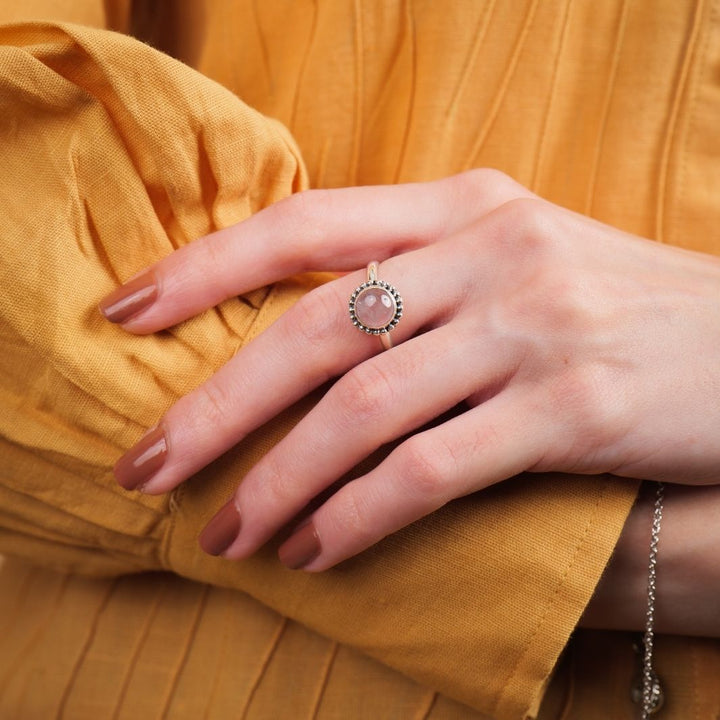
640,482,665,719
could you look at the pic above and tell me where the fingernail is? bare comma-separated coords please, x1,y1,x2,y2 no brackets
279,520,321,570
199,500,242,556
99,271,158,324
114,425,168,490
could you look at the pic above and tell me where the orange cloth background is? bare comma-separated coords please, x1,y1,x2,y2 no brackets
0,2,719,719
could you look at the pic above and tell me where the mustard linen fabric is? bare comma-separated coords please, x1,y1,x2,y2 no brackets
0,20,634,719
3,557,720,720
0,1,719,718
0,557,502,720
195,0,720,255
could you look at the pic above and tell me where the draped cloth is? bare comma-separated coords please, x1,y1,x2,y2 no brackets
0,3,719,718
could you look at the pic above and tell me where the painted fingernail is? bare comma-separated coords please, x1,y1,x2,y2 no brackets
99,271,158,324
279,520,321,570
114,425,168,490
199,500,241,556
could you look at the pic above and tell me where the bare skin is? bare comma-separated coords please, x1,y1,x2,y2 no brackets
101,170,720,632
581,483,720,637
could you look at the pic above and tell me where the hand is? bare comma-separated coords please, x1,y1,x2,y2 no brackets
101,170,720,570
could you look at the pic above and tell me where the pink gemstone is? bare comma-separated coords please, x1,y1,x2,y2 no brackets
354,286,396,329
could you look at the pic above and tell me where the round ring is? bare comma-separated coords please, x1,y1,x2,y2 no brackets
348,261,403,350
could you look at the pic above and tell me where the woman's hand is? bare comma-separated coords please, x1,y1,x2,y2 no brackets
100,170,720,571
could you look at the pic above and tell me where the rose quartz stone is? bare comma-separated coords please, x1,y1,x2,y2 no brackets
355,287,395,329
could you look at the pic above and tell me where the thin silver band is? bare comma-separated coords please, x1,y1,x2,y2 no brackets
367,261,379,283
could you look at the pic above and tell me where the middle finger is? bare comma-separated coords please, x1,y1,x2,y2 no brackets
211,316,515,558
113,242,474,494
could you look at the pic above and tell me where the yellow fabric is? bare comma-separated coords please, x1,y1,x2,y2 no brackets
0,0,108,28
0,557,487,719
2,558,720,720
197,0,720,254
0,2,718,719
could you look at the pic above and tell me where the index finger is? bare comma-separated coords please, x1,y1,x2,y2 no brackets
98,170,531,333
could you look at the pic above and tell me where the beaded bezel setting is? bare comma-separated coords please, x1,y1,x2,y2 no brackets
348,280,403,335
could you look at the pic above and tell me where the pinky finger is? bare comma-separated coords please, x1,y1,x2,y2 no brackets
278,390,548,571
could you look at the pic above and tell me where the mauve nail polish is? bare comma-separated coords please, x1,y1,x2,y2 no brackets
279,521,321,570
114,426,167,490
199,500,242,556
99,271,158,324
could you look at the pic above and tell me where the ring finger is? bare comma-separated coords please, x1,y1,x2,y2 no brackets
278,388,547,571
203,316,516,558
113,241,475,495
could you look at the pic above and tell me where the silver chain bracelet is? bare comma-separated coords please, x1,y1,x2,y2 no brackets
640,482,665,718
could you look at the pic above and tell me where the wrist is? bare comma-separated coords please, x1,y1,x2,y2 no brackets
580,482,720,637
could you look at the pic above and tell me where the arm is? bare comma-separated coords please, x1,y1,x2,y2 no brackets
582,482,720,637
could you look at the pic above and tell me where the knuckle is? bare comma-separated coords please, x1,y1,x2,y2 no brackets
522,266,600,334
247,450,293,509
237,452,299,541
197,234,233,297
456,167,515,194
504,196,547,225
500,197,557,254
396,436,452,503
559,368,598,415
280,189,334,251
195,378,234,428
551,278,596,328
327,485,376,548
290,284,346,348
478,197,556,272
334,360,397,427
447,169,524,216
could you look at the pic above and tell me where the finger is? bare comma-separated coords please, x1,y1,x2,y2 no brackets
99,170,532,332
208,317,516,558
276,389,548,570
114,240,474,495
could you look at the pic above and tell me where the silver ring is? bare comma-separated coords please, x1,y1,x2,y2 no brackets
348,261,403,350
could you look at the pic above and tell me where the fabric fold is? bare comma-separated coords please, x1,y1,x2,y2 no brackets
0,17,642,719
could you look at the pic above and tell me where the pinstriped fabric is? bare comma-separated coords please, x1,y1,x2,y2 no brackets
349,0,364,186
584,0,630,217
5,555,713,718
156,586,210,720
248,0,274,100
308,642,339,719
0,572,71,715
654,0,705,244
0,560,492,720
391,0,417,183
55,580,119,720
663,0,720,255
529,0,574,192
199,0,715,245
0,3,719,719
462,0,541,175
0,560,34,639
413,692,439,720
288,0,319,134
109,583,168,720
444,0,497,123
238,618,289,720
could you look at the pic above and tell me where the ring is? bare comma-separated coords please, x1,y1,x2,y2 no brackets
348,261,403,350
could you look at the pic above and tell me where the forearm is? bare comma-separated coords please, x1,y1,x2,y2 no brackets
581,482,720,637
